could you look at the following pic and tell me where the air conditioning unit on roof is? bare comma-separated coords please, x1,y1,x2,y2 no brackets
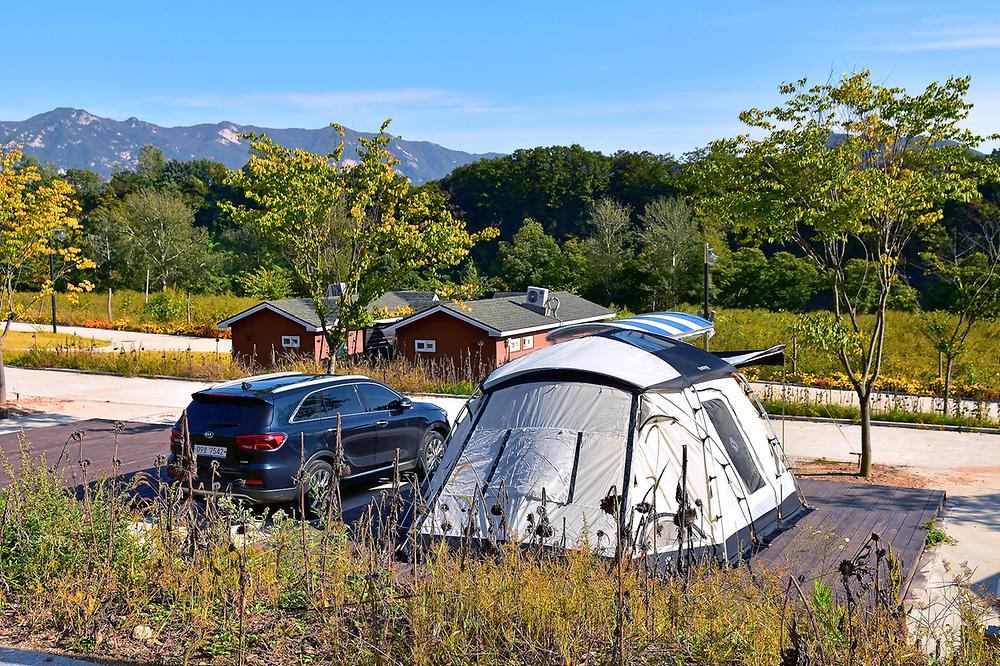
525,286,549,313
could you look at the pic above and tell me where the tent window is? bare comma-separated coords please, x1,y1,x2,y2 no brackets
702,399,765,493
490,429,578,504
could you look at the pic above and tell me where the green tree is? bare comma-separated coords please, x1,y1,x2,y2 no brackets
716,249,821,311
0,146,94,402
919,214,1000,413
560,237,589,293
692,71,997,477
225,120,497,370
439,145,612,242
582,199,635,303
608,151,680,213
842,258,919,313
496,219,567,290
107,190,221,295
716,247,768,308
637,196,700,309
85,208,127,320
766,252,822,311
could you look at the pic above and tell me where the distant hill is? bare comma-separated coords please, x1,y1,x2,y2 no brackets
0,108,501,183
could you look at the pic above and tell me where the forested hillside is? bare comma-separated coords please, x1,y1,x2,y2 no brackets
15,135,997,320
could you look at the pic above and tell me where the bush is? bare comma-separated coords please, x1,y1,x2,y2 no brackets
843,258,920,313
142,290,186,323
234,267,294,300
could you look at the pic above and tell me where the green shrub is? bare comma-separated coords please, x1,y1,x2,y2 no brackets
142,290,187,323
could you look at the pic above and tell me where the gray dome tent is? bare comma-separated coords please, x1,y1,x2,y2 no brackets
416,313,805,564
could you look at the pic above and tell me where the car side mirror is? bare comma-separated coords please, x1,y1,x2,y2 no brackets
396,397,412,410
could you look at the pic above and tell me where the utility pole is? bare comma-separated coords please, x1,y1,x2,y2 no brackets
49,251,57,333
670,251,676,310
702,242,718,351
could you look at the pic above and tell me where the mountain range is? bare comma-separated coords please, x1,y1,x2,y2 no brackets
0,108,500,183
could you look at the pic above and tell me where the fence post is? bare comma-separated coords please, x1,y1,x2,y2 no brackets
791,335,798,374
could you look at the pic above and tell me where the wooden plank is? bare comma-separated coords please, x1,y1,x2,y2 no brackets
754,479,944,594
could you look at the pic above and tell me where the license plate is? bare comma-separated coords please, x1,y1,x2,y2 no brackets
194,444,228,458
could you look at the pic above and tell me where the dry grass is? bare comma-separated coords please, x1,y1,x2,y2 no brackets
0,435,994,665
1,330,110,351
711,309,1000,398
5,346,488,394
15,290,258,329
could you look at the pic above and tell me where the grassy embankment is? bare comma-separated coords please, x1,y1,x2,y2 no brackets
14,290,258,338
0,443,994,665
18,291,1000,394
9,292,1000,426
1,331,110,351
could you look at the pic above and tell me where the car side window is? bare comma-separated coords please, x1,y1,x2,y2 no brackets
294,392,327,421
357,383,401,411
321,385,364,416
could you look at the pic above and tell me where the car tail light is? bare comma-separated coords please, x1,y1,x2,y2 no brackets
170,428,182,446
235,433,287,451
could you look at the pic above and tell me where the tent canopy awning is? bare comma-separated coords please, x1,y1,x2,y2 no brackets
547,312,714,344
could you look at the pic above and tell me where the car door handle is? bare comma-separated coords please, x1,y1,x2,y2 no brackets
375,420,389,427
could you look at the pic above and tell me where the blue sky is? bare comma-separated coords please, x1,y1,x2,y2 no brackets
5,1,1000,154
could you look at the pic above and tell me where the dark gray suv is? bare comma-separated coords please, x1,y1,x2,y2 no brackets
167,372,450,509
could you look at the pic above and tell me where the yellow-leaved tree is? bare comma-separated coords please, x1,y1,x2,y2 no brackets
225,119,497,371
0,146,95,403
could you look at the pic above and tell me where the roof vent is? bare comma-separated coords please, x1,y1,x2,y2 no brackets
525,286,549,314
326,283,348,298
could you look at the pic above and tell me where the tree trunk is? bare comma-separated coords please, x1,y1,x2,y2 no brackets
107,287,113,322
944,356,955,417
0,339,6,406
186,291,191,324
858,394,873,477
145,270,150,303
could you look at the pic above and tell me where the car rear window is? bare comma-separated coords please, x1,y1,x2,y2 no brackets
186,394,273,431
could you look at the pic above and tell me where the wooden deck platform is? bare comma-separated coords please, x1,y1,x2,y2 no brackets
756,478,946,596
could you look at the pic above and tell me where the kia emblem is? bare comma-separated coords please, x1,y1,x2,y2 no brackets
204,431,214,439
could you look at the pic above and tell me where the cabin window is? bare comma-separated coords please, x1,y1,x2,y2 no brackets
702,399,765,493
281,335,300,348
522,336,534,349
508,337,521,352
415,339,436,353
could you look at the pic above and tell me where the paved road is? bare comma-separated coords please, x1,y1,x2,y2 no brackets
8,321,232,353
3,366,998,597
0,647,97,666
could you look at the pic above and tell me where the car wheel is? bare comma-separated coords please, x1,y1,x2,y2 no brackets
418,428,447,475
301,458,334,517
